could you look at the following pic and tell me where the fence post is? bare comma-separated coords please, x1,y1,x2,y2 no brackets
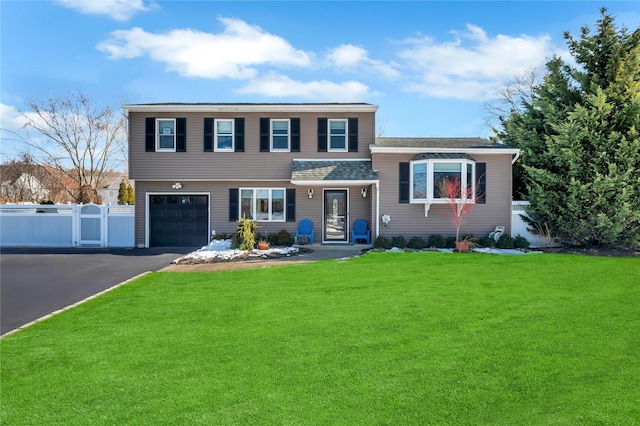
72,204,80,247
102,205,108,247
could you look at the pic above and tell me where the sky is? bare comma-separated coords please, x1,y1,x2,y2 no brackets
1,0,638,162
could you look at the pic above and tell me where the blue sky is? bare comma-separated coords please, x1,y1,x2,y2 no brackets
1,1,638,161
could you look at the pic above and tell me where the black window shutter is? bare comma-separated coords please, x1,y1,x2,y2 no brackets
399,162,410,203
286,188,296,222
145,117,155,152
229,188,239,221
234,118,245,152
348,117,358,152
260,118,270,152
291,118,300,152
476,162,486,204
204,118,214,152
317,118,327,152
176,118,186,152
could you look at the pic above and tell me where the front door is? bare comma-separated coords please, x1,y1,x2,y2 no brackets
324,190,347,242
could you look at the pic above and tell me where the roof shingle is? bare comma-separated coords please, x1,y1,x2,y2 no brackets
291,160,378,182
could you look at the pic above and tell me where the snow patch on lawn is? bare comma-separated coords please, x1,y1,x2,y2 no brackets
177,239,300,262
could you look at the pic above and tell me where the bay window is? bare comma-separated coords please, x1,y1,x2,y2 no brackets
410,155,476,203
433,163,462,199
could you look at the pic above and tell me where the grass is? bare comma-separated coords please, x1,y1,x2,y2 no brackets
2,252,639,425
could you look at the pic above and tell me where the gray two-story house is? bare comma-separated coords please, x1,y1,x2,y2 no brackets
123,103,519,248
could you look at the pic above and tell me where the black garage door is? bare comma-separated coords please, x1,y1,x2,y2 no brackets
150,195,208,247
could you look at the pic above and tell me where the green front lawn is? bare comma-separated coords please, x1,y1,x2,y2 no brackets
2,252,639,425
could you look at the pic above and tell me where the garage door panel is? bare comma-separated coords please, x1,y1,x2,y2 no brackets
149,194,209,247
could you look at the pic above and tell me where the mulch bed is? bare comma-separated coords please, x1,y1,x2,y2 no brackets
537,245,639,258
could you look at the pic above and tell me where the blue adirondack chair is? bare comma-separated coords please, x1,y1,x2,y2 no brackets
351,219,371,245
295,219,315,244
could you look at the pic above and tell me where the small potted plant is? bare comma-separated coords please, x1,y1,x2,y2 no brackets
438,176,480,252
455,234,479,252
257,239,270,250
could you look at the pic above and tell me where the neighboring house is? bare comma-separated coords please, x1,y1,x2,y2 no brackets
123,103,520,248
100,174,133,205
0,173,50,202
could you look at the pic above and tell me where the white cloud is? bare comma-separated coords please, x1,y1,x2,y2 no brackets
328,44,399,79
398,24,564,101
55,0,156,21
97,18,312,80
236,74,372,102
0,103,26,131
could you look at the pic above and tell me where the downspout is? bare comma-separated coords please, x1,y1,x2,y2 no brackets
511,150,521,165
375,179,380,238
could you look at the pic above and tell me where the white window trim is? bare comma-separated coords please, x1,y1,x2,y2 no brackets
239,188,286,222
410,159,476,204
328,119,348,152
156,118,176,152
270,119,291,152
214,118,234,152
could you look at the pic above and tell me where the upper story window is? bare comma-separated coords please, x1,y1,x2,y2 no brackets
156,119,175,151
215,119,234,152
271,119,290,151
240,188,286,222
410,157,476,203
329,119,347,151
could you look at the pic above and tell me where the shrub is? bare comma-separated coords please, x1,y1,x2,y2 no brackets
230,232,240,249
478,236,496,248
496,235,515,249
236,214,258,250
407,236,425,250
445,236,457,249
514,235,531,249
373,235,391,249
276,229,293,246
426,234,445,248
390,235,407,249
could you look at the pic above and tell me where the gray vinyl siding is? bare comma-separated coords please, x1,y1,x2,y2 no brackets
135,180,373,247
372,153,513,240
129,111,375,181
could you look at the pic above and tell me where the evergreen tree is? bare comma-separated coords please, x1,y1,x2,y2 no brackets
126,183,135,205
495,9,640,247
117,179,127,205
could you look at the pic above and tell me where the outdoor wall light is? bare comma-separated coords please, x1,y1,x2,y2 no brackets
171,182,183,190
307,188,314,199
361,188,368,198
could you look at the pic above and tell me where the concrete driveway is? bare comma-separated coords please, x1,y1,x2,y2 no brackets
1,247,194,335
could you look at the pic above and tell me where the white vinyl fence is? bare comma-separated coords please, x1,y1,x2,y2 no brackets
512,200,553,247
0,203,134,247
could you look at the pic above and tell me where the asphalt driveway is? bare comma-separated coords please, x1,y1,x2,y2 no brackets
1,247,194,335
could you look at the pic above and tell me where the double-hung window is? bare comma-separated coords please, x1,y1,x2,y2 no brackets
271,119,290,151
240,188,286,222
215,119,234,152
328,119,347,151
156,119,176,151
410,157,476,203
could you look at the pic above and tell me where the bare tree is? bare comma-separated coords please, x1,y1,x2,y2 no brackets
484,68,542,134
7,90,127,203
376,118,387,137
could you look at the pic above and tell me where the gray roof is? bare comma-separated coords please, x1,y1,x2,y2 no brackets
410,153,476,161
291,160,378,182
374,137,510,149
